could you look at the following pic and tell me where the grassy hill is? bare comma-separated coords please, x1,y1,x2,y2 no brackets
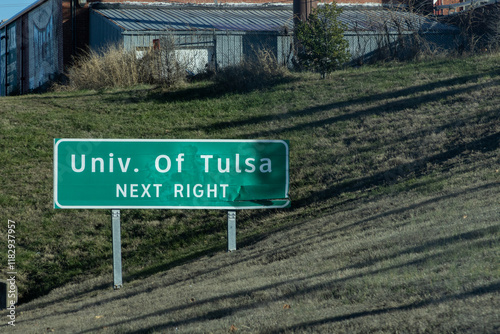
1,53,499,333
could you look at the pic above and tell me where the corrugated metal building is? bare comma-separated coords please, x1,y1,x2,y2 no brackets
89,4,460,70
0,0,63,96
89,4,295,71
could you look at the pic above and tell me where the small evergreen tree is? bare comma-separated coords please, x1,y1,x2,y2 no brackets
295,3,350,78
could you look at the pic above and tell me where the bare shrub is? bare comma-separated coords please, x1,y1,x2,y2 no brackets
351,7,452,65
438,5,500,54
485,5,500,51
454,8,486,53
138,36,188,87
213,48,289,92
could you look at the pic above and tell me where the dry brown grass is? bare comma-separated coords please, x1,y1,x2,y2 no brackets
64,41,189,91
65,45,143,91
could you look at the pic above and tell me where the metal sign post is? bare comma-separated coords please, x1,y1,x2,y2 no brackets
111,210,123,289
227,211,237,251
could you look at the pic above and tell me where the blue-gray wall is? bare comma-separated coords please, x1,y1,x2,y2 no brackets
89,9,123,52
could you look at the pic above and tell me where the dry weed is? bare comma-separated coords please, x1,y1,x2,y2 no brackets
66,45,142,91
65,40,191,91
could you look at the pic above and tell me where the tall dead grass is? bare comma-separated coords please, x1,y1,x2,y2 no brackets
66,45,143,91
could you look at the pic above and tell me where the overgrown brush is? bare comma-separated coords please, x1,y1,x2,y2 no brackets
213,49,289,92
63,42,288,92
350,7,453,65
65,40,188,91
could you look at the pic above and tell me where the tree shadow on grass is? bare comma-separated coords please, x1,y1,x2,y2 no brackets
303,131,499,206
246,182,500,268
94,108,497,308
33,72,299,105
179,69,500,135
98,74,300,105
18,183,498,327
68,248,500,334
239,124,499,238
243,81,498,139
269,280,500,333
123,183,499,300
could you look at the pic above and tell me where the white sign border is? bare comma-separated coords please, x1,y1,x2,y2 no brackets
54,139,290,210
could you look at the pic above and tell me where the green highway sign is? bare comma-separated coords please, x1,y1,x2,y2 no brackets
54,139,290,209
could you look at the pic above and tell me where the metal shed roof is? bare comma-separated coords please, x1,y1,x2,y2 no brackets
90,4,458,34
91,5,294,32
339,7,459,33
